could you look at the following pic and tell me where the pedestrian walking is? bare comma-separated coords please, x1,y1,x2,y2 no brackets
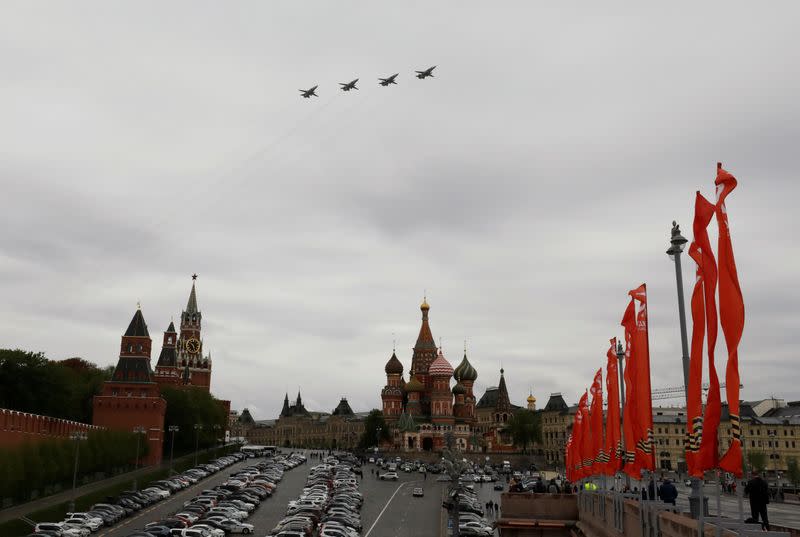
745,472,770,531
658,479,678,506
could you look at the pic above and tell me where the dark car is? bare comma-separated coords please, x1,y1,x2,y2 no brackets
139,526,171,537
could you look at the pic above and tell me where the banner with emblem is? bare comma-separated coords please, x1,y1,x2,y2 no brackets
628,284,655,475
604,338,622,476
589,368,605,475
716,164,745,477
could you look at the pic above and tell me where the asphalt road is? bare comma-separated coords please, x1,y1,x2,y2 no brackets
85,455,501,537
359,469,445,537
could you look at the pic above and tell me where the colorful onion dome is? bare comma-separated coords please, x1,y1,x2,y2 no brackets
453,352,478,381
452,381,467,395
405,375,425,392
428,348,454,377
384,351,404,375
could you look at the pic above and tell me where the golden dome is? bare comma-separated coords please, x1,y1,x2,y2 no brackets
420,298,430,310
527,394,537,403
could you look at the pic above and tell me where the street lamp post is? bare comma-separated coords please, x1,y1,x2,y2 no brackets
68,431,88,513
133,426,146,491
616,341,629,490
168,426,180,475
193,424,203,466
667,221,707,520
212,424,221,455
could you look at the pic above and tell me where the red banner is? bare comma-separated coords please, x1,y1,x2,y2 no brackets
620,299,637,478
589,368,604,475
692,191,722,473
686,237,706,476
604,338,622,476
579,391,592,479
628,284,655,475
716,164,745,477
572,392,587,479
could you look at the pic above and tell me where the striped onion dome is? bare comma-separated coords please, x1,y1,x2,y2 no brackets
453,352,478,382
428,348,454,377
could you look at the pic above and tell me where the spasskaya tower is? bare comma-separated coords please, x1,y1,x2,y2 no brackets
155,274,212,390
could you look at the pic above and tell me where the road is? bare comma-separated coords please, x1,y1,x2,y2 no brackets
92,454,449,537
359,469,445,537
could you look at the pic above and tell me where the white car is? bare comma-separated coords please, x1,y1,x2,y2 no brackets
460,520,494,533
143,486,170,499
379,472,399,481
218,518,255,534
35,522,87,537
191,524,226,537
65,513,104,528
65,517,101,532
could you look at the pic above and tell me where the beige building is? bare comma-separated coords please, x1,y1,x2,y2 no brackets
237,394,367,449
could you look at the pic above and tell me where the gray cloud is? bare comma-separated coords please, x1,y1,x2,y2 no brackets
2,2,799,419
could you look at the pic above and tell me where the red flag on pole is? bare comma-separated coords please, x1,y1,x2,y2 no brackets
604,338,622,476
572,393,586,479
621,299,637,478
691,191,722,473
686,238,706,477
716,164,745,477
578,391,591,479
589,368,604,475
628,284,655,475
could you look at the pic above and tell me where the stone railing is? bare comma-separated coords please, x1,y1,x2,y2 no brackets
576,491,794,537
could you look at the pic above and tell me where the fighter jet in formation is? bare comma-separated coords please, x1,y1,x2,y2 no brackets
378,74,399,86
299,86,319,98
415,66,436,79
339,79,359,91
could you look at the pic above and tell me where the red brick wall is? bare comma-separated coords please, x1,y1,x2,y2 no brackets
0,408,103,448
93,389,167,467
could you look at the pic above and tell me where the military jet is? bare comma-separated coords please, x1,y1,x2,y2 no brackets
378,74,399,86
415,66,436,79
339,79,359,91
299,85,319,98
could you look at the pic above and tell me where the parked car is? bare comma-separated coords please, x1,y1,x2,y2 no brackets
379,472,398,481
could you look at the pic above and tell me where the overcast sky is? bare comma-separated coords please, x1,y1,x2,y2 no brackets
2,3,799,420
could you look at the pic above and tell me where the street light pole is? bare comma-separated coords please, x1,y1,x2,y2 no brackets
212,424,221,455
193,424,203,466
133,426,146,491
68,431,87,513
168,426,180,475
667,221,704,525
616,341,629,490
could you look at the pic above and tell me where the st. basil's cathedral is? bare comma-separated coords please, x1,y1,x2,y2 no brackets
381,298,499,452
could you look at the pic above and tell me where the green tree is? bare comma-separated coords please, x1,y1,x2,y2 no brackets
358,410,390,448
161,387,227,456
507,409,542,454
787,457,800,487
747,450,768,473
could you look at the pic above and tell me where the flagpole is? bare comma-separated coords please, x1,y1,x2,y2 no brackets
616,341,630,490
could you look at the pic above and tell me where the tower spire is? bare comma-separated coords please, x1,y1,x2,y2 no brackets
186,275,199,314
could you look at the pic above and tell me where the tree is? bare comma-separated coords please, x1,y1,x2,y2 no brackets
747,450,768,473
507,409,542,454
358,410,390,449
161,387,227,455
787,457,800,487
